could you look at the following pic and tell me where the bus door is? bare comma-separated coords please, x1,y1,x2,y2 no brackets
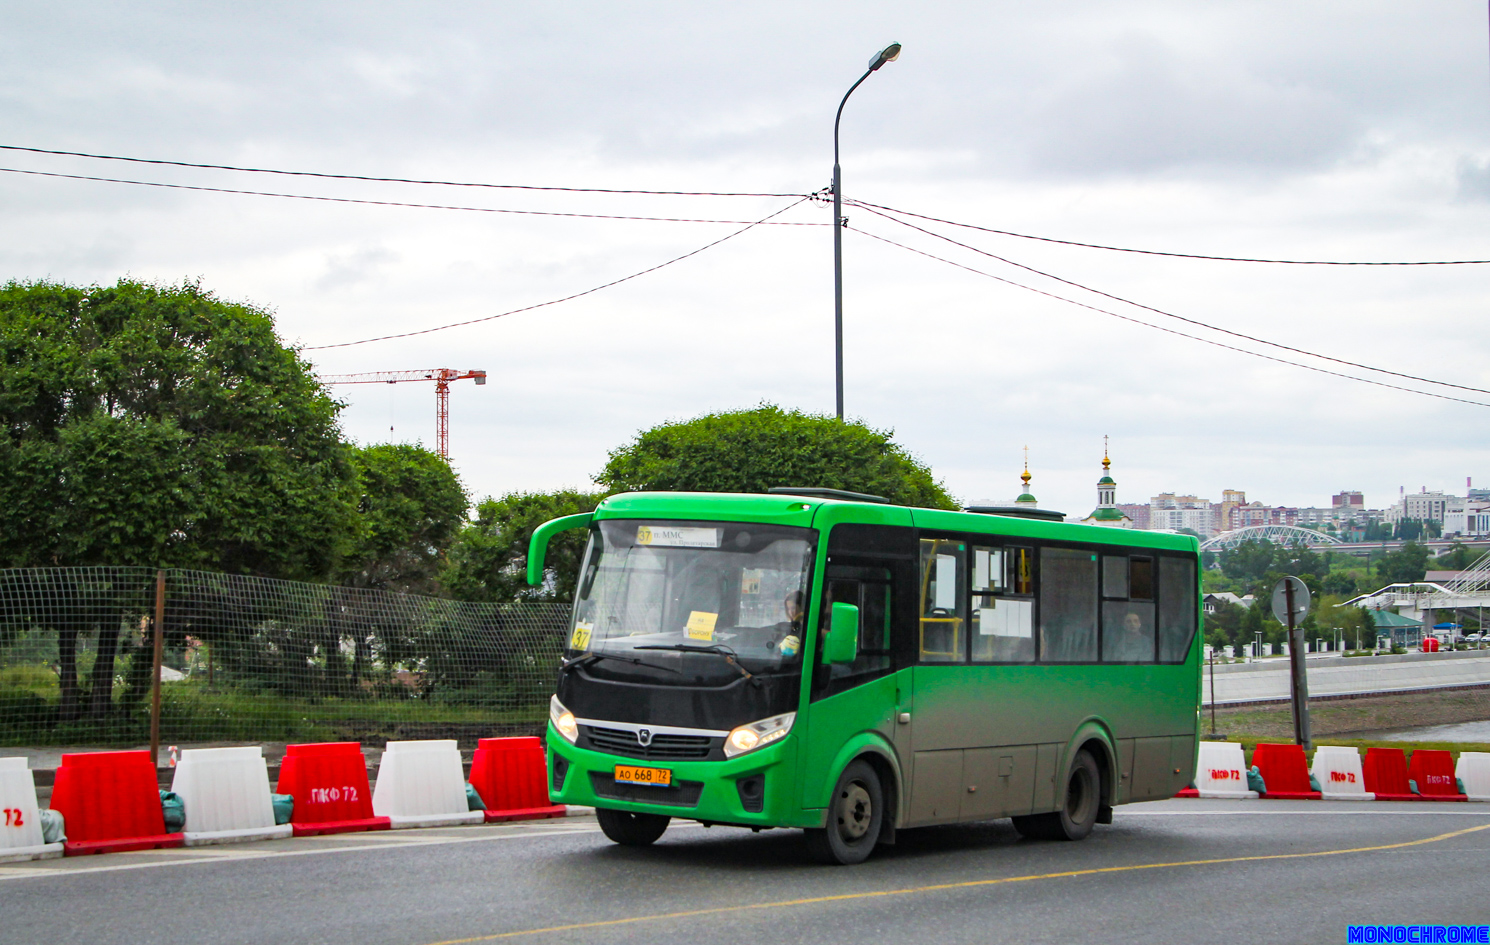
906,538,1040,824
798,538,916,811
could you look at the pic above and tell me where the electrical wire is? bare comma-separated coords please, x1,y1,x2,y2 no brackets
850,198,1490,266
846,224,1490,409
305,197,813,350
0,144,804,198
0,166,826,226
852,201,1490,397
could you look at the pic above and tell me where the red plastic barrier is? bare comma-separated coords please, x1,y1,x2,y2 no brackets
1363,747,1417,801
1250,743,1321,800
1407,749,1466,801
49,750,184,855
469,737,566,823
275,742,390,836
1173,785,1200,798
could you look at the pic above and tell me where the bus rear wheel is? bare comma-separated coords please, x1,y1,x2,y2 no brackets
596,808,671,846
1012,749,1101,842
804,760,883,865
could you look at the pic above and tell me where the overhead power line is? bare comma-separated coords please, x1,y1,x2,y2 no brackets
851,199,1490,266
847,225,1490,409
0,144,804,198
853,202,1490,397
305,197,812,350
0,166,826,226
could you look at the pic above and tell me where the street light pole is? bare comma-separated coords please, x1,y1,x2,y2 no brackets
832,42,901,421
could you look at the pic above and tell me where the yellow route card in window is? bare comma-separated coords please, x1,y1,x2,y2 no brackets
685,611,717,642
570,621,593,651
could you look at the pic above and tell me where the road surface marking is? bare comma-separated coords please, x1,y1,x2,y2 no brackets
0,823,602,882
420,822,1490,944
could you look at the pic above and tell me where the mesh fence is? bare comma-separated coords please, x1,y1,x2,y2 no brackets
0,567,570,749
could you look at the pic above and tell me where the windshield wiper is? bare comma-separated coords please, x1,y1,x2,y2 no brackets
561,651,681,674
633,643,755,682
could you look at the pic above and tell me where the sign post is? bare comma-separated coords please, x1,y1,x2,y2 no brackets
1272,576,1312,750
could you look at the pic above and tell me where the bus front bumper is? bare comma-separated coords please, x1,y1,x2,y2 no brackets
546,724,818,828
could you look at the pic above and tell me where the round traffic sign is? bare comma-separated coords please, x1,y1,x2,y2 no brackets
1271,576,1311,626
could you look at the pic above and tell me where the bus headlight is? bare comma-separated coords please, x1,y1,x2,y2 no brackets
724,712,795,758
550,695,578,743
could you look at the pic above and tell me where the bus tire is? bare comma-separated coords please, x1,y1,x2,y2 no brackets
804,760,883,865
595,808,671,846
1013,750,1101,841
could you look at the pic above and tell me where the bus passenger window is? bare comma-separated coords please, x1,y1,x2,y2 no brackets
1101,553,1155,663
1102,556,1128,599
1130,557,1154,601
1039,548,1098,662
1010,547,1033,595
918,539,966,663
1158,557,1198,662
971,545,1033,663
972,548,1004,593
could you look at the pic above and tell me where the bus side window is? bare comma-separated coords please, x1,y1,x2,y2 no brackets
1158,556,1198,662
971,545,1033,663
1039,548,1097,662
918,538,966,663
1101,553,1155,664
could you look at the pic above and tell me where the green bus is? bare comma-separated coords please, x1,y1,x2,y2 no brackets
531,488,1201,864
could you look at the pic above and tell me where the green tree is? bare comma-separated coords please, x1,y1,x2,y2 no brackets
1394,518,1441,541
1318,594,1374,651
1320,570,1358,597
0,278,358,719
1219,540,1277,583
596,404,958,509
443,490,606,603
1203,599,1244,649
340,444,469,595
1376,542,1430,584
1436,543,1479,571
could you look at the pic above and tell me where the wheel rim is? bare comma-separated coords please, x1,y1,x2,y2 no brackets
1066,766,1095,823
837,781,873,841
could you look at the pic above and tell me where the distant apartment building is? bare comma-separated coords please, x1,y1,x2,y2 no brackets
1385,489,1456,526
1149,493,1216,537
1117,504,1151,529
1333,491,1364,511
1227,502,1298,530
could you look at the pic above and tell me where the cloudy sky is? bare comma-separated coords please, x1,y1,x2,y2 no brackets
4,2,1489,517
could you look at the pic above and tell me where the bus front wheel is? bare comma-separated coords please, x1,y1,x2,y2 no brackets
596,808,671,846
1012,749,1101,841
804,760,884,865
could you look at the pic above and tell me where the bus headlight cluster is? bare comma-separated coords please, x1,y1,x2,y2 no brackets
724,712,795,758
550,695,578,743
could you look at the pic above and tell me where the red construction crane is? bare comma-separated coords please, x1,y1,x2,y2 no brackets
319,368,487,460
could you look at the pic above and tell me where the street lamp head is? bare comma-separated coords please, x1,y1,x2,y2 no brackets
869,43,902,71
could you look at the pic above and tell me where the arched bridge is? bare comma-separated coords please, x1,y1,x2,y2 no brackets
1199,525,1344,553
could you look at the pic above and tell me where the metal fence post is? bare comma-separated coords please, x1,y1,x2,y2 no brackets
150,569,165,766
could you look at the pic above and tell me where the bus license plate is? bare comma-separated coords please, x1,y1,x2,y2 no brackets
614,765,671,786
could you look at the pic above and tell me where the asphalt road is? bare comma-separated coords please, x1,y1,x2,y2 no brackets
4,801,1489,945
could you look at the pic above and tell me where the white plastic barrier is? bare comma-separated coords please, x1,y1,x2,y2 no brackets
0,757,62,862
1194,742,1258,798
372,740,483,829
171,746,292,845
1456,752,1490,801
1310,746,1374,801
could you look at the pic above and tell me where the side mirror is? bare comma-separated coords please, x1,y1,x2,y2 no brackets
825,603,860,665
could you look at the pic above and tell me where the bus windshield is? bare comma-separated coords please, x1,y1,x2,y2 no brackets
568,519,815,686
